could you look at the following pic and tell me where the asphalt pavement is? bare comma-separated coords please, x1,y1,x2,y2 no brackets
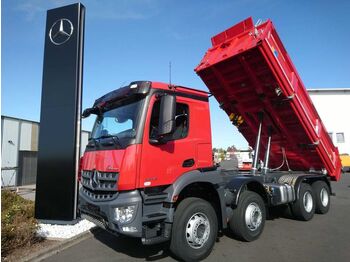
43,173,350,262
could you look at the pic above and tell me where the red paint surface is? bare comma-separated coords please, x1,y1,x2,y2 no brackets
138,90,212,188
82,145,141,190
195,17,342,180
81,82,213,191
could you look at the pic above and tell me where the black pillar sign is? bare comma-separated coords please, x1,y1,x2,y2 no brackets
35,3,85,221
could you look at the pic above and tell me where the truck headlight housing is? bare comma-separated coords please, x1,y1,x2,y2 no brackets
113,205,136,224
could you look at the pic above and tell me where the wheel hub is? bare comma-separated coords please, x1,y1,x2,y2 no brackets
303,191,313,213
245,202,262,231
320,188,329,207
186,212,210,249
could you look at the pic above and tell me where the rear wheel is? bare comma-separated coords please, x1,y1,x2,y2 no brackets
170,197,218,262
312,181,330,214
291,183,315,221
229,191,266,241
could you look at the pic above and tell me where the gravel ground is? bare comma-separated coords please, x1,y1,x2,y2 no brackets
37,220,96,240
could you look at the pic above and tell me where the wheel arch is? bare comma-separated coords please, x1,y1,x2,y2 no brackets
164,170,227,229
295,174,332,199
226,176,268,207
177,182,223,227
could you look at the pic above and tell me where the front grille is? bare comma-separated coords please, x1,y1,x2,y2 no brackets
81,170,118,191
81,170,119,201
81,187,118,201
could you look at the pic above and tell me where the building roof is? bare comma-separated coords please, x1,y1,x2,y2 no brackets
1,115,39,124
1,115,90,133
307,88,350,93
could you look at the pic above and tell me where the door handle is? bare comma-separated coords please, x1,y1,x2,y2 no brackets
182,158,195,167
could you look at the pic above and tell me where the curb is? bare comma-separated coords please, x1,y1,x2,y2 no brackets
23,227,100,262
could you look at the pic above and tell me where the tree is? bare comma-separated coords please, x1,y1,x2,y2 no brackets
227,145,237,152
219,151,226,161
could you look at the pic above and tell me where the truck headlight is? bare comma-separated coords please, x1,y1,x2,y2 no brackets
113,205,136,224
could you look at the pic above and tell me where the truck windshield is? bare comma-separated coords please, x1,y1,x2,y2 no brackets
91,99,143,141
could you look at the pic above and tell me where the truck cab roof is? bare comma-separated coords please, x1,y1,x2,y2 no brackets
93,81,209,108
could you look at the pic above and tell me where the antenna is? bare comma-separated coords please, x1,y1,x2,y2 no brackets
169,61,172,87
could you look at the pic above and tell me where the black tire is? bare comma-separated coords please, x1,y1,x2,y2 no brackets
229,191,266,242
170,197,218,262
291,183,315,221
312,181,330,214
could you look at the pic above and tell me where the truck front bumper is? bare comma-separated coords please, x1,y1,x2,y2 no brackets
78,188,143,237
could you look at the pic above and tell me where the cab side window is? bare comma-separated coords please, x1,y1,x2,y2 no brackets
149,100,189,140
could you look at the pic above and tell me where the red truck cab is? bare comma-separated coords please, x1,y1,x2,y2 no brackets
79,81,216,239
80,81,212,191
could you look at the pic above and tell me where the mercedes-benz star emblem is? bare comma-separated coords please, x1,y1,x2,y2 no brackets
90,170,99,189
49,18,74,45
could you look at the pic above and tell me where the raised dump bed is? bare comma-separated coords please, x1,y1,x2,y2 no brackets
195,17,341,180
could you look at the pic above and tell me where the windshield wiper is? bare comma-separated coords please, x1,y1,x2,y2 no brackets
97,134,121,146
87,137,99,148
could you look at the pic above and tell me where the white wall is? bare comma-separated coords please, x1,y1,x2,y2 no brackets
81,131,90,155
308,90,350,154
1,116,91,187
19,122,32,151
1,118,20,186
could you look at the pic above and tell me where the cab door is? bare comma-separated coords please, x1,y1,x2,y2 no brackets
138,94,196,188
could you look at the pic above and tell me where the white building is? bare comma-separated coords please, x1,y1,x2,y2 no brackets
308,89,350,154
1,116,90,187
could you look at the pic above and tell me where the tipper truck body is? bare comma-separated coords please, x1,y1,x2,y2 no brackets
79,17,342,261
195,17,341,180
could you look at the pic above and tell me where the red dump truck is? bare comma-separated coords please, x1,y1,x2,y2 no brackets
79,17,342,261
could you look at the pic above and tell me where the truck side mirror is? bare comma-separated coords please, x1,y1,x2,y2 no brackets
82,107,100,118
82,108,93,118
158,94,176,137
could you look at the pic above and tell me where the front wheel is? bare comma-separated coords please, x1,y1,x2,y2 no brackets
170,197,218,262
229,191,266,241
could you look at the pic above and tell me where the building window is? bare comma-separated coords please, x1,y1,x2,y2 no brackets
328,132,333,141
336,132,345,143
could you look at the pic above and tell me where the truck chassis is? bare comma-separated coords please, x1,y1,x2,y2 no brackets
80,167,331,261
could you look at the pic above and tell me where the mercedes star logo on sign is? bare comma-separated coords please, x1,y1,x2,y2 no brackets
49,18,74,45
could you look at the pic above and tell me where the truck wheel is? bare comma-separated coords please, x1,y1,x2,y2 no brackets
229,191,266,242
170,197,218,262
291,183,315,221
312,181,330,214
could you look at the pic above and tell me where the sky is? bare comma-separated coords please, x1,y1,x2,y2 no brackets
2,0,350,149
